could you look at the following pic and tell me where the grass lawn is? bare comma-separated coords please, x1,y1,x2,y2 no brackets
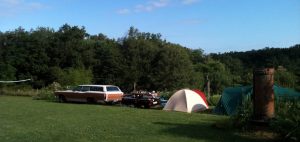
0,96,274,142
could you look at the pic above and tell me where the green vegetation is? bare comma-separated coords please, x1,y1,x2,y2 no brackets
207,95,221,106
0,96,275,142
211,46,300,91
231,96,253,130
271,99,300,139
0,83,59,100
231,95,300,141
1,24,299,94
0,85,38,97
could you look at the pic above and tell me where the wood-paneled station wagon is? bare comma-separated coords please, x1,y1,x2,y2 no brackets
54,85,124,104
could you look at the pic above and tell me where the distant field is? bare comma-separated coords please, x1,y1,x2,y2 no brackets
0,96,273,142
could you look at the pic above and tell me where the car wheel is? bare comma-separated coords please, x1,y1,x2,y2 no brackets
87,98,95,104
134,104,141,108
58,95,66,103
144,104,150,109
105,101,113,105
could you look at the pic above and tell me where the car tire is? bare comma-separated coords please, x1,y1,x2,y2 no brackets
134,103,141,108
144,104,150,109
105,101,113,105
87,98,95,104
58,95,66,103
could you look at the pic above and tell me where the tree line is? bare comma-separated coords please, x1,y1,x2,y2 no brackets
0,24,299,93
211,44,300,90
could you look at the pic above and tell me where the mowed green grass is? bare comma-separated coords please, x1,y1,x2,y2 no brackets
0,96,270,142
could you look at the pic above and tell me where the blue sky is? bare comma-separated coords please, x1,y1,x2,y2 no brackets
0,0,299,53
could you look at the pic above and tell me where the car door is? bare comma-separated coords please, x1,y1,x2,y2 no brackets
75,86,90,102
88,86,105,102
63,86,82,101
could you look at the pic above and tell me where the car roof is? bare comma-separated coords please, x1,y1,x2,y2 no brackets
78,85,118,87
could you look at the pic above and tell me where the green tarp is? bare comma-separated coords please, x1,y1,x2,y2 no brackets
213,85,300,115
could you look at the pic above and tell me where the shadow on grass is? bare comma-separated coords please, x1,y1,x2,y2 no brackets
153,121,275,142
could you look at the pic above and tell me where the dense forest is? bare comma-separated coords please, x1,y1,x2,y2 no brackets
0,24,299,93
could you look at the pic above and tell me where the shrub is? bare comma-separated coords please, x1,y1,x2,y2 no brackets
231,96,253,130
270,98,300,140
33,89,56,101
208,95,221,106
158,91,173,99
32,82,61,101
231,95,300,140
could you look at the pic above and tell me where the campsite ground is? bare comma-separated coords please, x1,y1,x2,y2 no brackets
0,96,277,142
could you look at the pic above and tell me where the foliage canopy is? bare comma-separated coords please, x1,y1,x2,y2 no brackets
0,24,299,93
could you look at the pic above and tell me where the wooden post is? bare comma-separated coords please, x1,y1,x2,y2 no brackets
133,82,137,92
206,74,210,99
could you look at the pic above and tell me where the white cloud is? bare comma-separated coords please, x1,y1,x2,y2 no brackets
0,0,45,17
117,0,200,15
181,0,200,5
116,8,130,15
135,0,170,12
150,0,169,8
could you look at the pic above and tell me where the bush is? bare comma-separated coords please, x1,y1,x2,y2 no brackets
33,89,55,101
230,95,300,140
208,95,221,106
231,96,253,130
32,82,61,101
270,99,300,140
158,91,173,99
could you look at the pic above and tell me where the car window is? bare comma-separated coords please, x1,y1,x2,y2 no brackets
106,86,120,92
73,86,82,91
90,86,103,92
81,86,90,91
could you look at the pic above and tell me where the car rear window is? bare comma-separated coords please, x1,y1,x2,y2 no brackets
106,86,120,92
90,86,104,91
